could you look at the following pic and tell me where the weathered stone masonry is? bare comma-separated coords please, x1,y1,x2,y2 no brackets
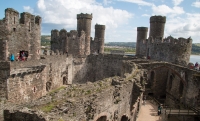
0,8,200,121
0,8,41,60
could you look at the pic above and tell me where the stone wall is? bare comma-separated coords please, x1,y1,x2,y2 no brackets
72,54,134,84
4,75,143,121
0,8,41,61
7,65,46,103
0,39,8,61
147,36,192,66
0,62,10,99
148,68,168,99
51,29,86,57
2,54,69,103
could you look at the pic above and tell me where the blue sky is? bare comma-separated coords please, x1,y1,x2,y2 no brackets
0,0,200,43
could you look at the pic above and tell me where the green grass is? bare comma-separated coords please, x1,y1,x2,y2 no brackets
41,102,57,112
104,47,136,53
49,86,65,95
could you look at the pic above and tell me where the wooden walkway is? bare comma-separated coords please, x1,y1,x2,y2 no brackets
136,100,166,121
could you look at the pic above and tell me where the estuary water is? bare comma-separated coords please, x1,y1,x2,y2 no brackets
124,53,200,64
190,55,200,64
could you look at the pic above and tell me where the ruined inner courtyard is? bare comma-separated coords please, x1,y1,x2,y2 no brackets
0,8,200,121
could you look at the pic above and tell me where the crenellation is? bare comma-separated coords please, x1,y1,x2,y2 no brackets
77,13,92,19
150,15,166,23
35,15,41,25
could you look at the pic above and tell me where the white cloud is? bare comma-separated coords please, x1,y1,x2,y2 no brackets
34,0,133,42
103,0,112,5
172,0,183,6
23,6,34,13
164,13,200,43
37,0,46,10
152,5,184,16
117,0,153,6
192,1,200,8
142,14,150,17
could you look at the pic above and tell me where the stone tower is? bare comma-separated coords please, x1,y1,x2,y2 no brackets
0,8,41,60
149,15,166,39
51,29,60,53
95,24,105,53
77,13,92,55
136,27,148,56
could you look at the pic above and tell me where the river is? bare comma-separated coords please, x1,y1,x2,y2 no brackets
190,55,200,64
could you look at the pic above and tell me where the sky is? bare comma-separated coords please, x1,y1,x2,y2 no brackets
0,0,200,43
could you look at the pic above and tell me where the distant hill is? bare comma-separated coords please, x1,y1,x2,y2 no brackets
105,42,136,48
41,35,51,46
105,42,200,55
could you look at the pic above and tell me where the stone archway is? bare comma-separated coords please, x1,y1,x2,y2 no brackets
121,115,129,121
149,65,187,86
96,116,107,121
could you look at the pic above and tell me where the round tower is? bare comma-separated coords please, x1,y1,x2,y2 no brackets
59,29,67,53
149,15,166,39
136,27,148,56
51,29,60,52
95,24,105,53
77,13,92,55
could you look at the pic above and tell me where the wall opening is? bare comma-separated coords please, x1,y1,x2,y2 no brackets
168,74,173,91
147,48,150,57
14,17,15,24
29,22,31,32
150,71,155,87
96,116,107,121
13,28,16,32
179,80,184,97
63,76,68,85
18,50,28,61
46,82,52,91
121,115,129,121
33,86,36,93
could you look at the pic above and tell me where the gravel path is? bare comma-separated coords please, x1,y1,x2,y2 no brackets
137,100,166,121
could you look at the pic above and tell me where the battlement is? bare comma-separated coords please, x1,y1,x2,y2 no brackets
149,36,192,45
5,8,19,15
77,13,92,19
150,15,166,23
20,12,35,24
59,29,67,33
137,27,148,31
51,29,59,33
35,16,41,25
59,29,67,36
95,24,106,30
3,8,41,25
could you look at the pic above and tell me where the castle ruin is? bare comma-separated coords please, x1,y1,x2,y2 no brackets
0,8,199,121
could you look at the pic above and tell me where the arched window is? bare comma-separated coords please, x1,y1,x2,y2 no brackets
96,116,107,121
121,115,129,121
